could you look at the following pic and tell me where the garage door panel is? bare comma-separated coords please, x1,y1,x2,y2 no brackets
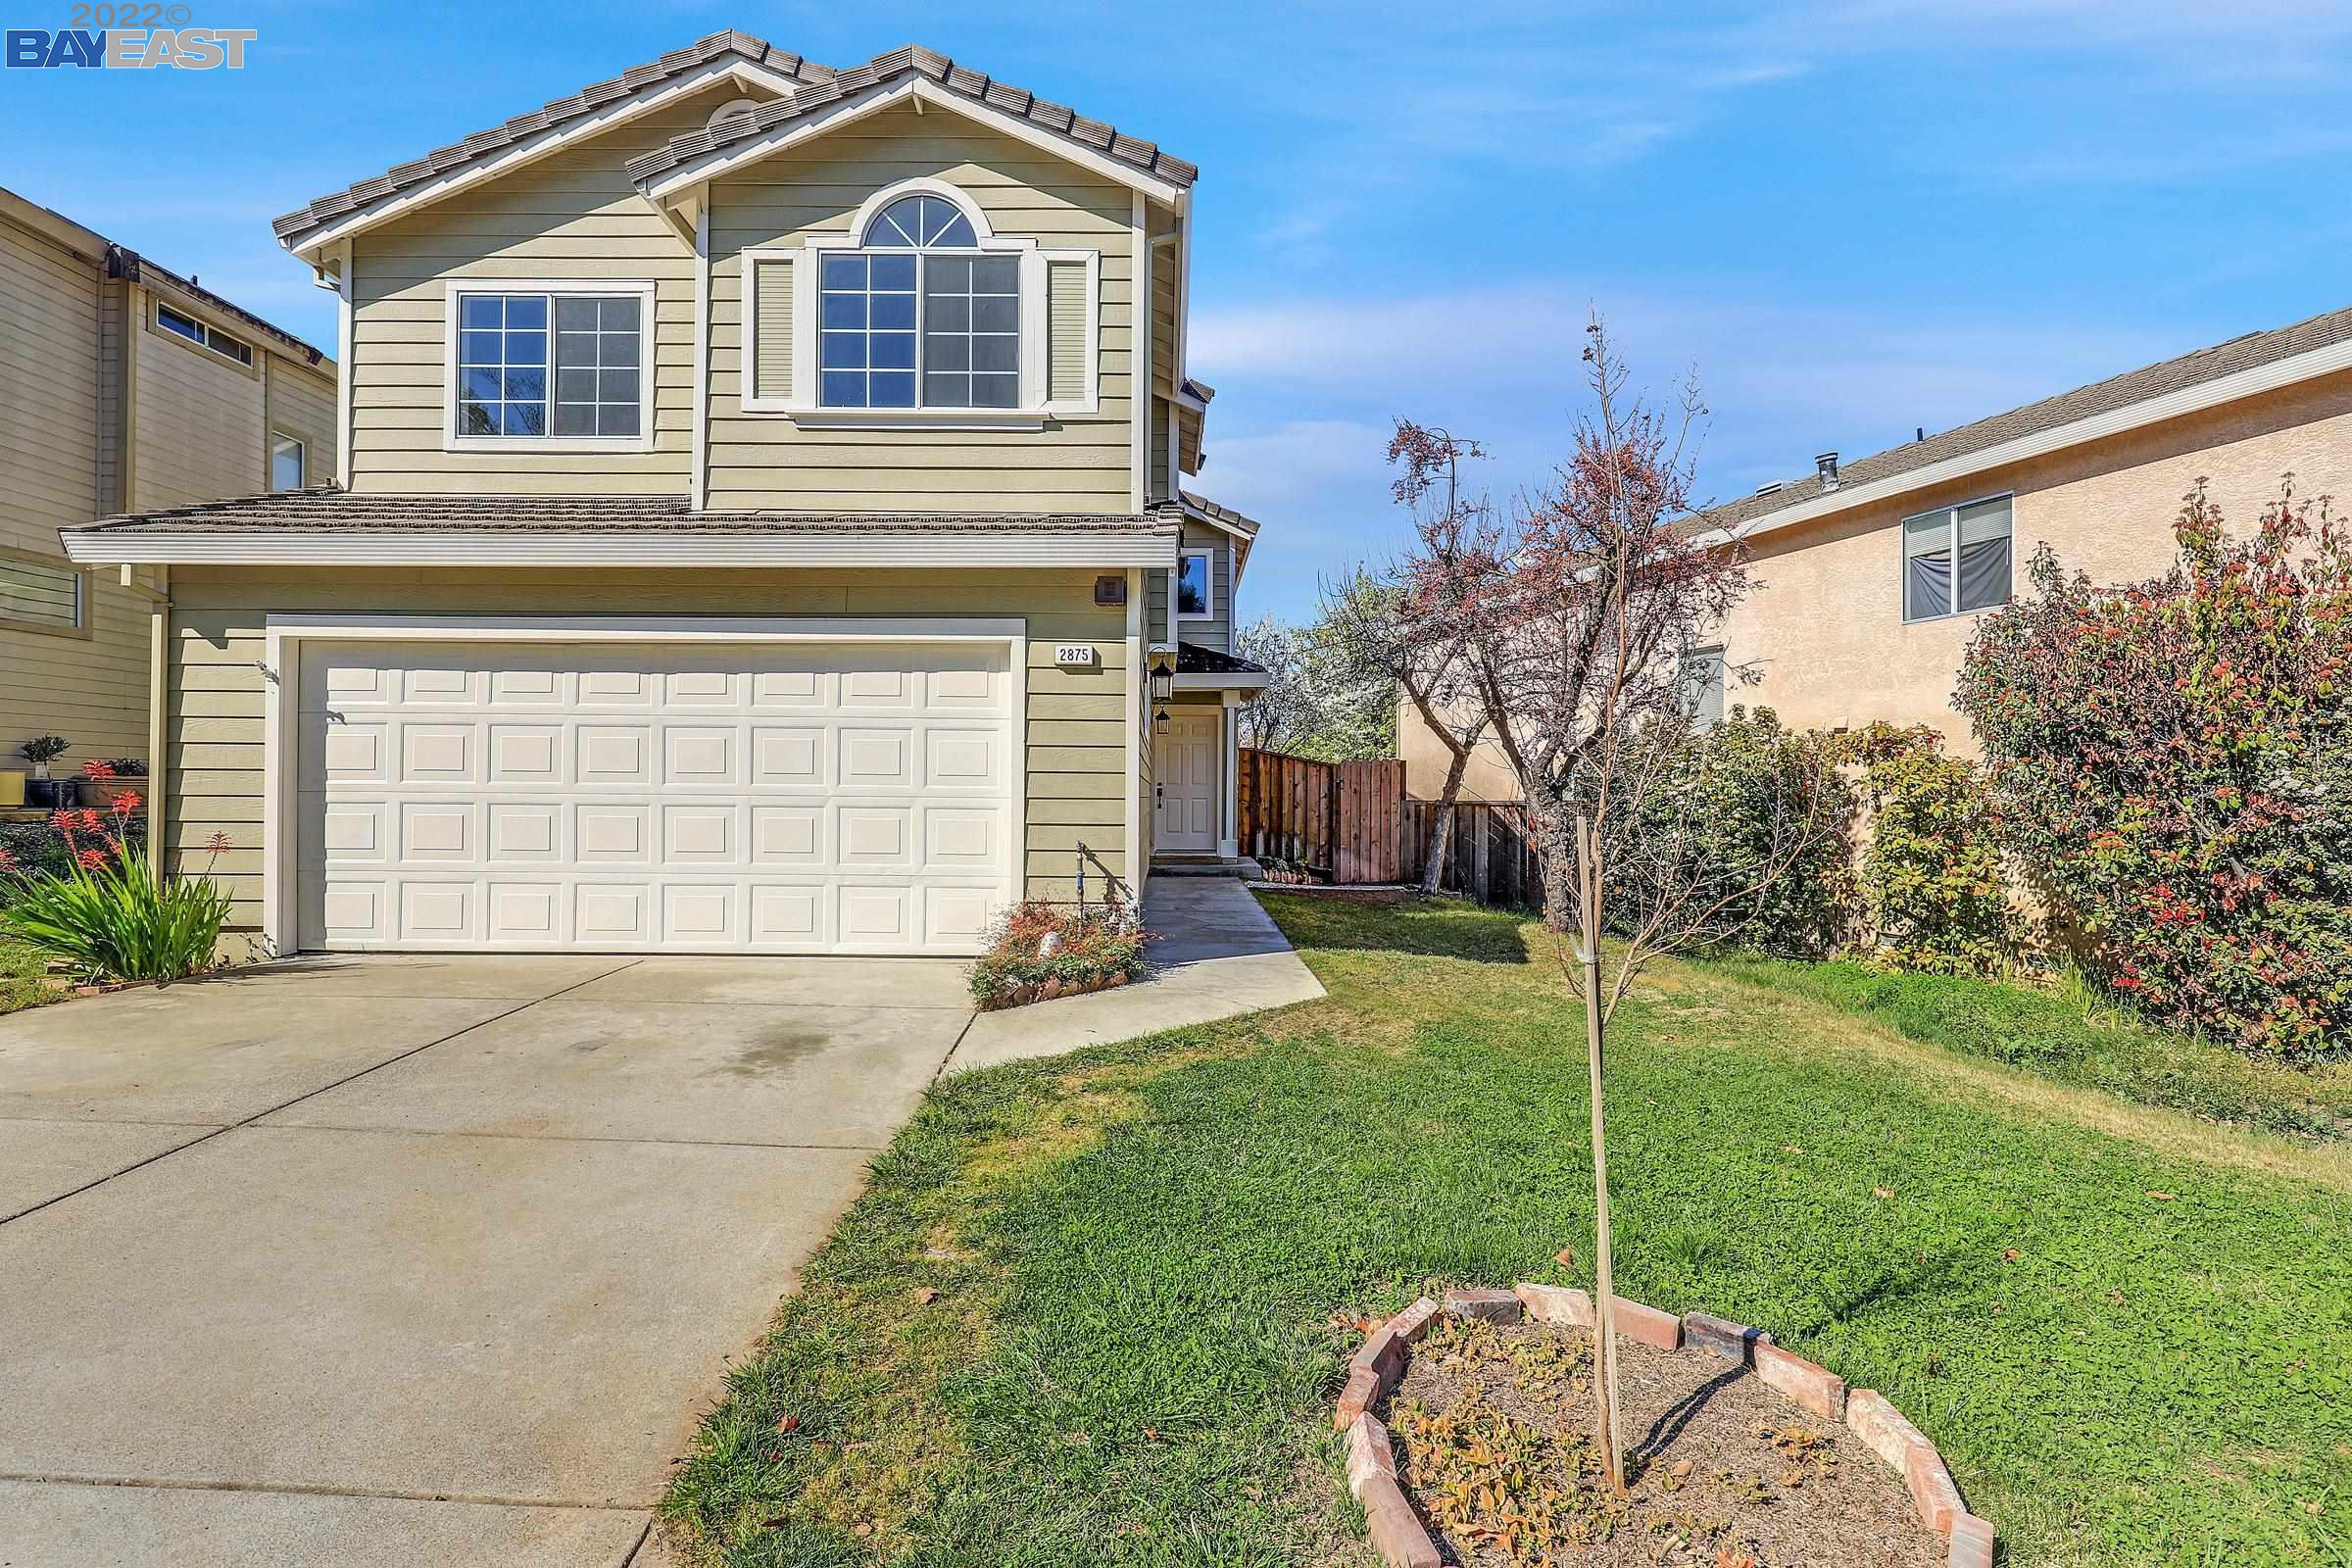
295,638,1016,954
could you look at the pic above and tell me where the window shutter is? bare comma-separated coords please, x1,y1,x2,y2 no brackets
754,257,794,402
1047,260,1088,403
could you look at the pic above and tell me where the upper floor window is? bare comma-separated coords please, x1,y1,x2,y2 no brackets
819,194,1017,412
156,301,252,366
1682,645,1727,728
1175,550,1211,618
270,433,305,491
1903,495,2012,621
447,282,652,448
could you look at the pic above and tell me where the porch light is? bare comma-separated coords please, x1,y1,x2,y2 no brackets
1148,645,1176,734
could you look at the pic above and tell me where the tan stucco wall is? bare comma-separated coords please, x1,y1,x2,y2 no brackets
1397,688,1520,803
164,566,1131,931
1717,369,2352,752
1396,369,2352,789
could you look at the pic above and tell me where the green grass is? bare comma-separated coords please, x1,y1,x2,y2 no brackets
662,894,2352,1568
1710,955,2352,1143
0,935,59,1017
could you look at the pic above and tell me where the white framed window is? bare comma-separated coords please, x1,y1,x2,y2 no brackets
1903,493,2013,622
0,550,84,634
440,279,656,453
270,433,305,491
155,301,253,366
740,178,1100,427
1175,548,1212,620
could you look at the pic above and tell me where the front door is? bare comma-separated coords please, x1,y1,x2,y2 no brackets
1153,710,1220,853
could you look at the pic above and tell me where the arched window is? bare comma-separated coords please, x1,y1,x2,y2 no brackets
819,191,1016,411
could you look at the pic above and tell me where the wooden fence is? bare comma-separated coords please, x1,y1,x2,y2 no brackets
1235,749,1404,883
1235,747,1544,906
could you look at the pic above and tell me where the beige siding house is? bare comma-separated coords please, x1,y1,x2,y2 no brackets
62,34,1268,958
1398,305,2352,797
2,187,334,786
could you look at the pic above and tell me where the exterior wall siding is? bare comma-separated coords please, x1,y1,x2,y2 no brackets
164,565,1129,931
0,222,145,766
266,355,338,489
1715,370,2352,752
704,101,1136,514
1144,520,1231,653
133,299,269,506
344,80,764,496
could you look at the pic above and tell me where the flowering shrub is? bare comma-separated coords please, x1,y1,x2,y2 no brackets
1956,481,2350,1054
1833,722,2021,975
0,799,233,982
967,900,1150,1010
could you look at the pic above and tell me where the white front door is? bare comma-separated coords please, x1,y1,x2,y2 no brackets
293,638,1015,955
1154,710,1220,852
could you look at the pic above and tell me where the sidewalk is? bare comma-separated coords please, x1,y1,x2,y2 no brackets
945,878,1324,1072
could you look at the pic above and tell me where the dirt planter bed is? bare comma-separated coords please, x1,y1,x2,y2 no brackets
1335,1286,1995,1568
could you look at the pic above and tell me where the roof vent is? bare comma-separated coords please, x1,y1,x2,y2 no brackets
1753,480,1785,497
1816,451,1840,492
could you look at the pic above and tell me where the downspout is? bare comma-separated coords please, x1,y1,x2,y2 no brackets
146,565,170,885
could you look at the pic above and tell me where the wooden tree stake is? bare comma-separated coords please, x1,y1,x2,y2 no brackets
1577,813,1627,1490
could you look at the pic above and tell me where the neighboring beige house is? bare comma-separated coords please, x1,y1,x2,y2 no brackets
2,187,334,781
61,34,1267,956
1399,304,2352,797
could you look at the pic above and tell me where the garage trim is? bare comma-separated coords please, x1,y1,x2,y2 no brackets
259,613,1028,956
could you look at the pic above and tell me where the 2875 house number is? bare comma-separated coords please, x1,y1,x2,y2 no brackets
1054,645,1098,668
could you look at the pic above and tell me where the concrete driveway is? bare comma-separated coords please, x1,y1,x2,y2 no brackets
0,953,974,1567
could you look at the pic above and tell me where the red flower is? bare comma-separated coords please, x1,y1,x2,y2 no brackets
49,809,76,836
77,808,100,832
75,847,107,871
203,831,234,856
82,758,115,780
0,847,16,871
112,791,142,814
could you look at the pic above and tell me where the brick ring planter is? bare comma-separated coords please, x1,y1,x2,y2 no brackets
1334,1285,1996,1568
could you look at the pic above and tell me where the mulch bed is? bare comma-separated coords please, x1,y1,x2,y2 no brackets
1385,1315,1940,1568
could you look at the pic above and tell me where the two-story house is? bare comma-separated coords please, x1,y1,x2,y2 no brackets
1398,302,2352,798
60,34,1268,957
3,186,334,782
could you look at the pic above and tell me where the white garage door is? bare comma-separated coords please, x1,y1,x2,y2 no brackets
295,639,1015,954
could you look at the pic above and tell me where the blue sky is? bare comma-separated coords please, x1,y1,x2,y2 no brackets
8,1,2350,621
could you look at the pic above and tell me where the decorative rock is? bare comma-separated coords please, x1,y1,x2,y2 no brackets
1346,1412,1398,1494
1364,1489,1443,1568
1844,1388,1932,1473
1442,1287,1523,1324
1351,1298,1442,1387
1906,1446,1966,1536
1754,1343,1847,1421
1333,1365,1381,1431
1684,1310,1769,1365
1947,1512,1995,1567
1607,1295,1683,1350
1512,1282,1594,1327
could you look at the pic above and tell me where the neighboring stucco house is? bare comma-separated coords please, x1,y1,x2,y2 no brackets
60,34,1267,956
2,187,334,779
1398,303,2352,798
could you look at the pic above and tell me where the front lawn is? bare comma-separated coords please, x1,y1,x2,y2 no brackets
663,894,2352,1567
0,935,58,1017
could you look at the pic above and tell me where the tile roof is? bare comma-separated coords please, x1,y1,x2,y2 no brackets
62,489,1173,538
271,29,832,244
625,43,1197,191
1699,301,2352,533
1162,490,1260,539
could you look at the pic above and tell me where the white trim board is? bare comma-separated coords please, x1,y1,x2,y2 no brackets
1693,334,2352,549
282,58,804,260
61,528,1184,569
257,612,1028,957
638,75,1184,208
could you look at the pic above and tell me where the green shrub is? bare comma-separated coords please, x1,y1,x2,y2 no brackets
0,804,231,983
1956,481,2352,1055
1835,722,2021,975
968,900,1150,1010
1610,706,1855,958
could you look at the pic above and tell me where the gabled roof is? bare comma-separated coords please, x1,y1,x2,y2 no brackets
625,43,1198,196
1166,490,1259,541
271,28,829,248
1701,301,2352,537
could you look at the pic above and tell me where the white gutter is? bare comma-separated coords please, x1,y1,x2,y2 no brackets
59,528,1181,569
1693,333,2352,547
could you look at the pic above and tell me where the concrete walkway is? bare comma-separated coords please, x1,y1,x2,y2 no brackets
947,878,1324,1072
0,954,975,1567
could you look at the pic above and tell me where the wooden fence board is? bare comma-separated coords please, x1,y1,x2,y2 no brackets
1237,747,1530,904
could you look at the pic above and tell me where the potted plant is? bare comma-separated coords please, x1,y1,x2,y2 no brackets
20,737,71,808
77,758,147,810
